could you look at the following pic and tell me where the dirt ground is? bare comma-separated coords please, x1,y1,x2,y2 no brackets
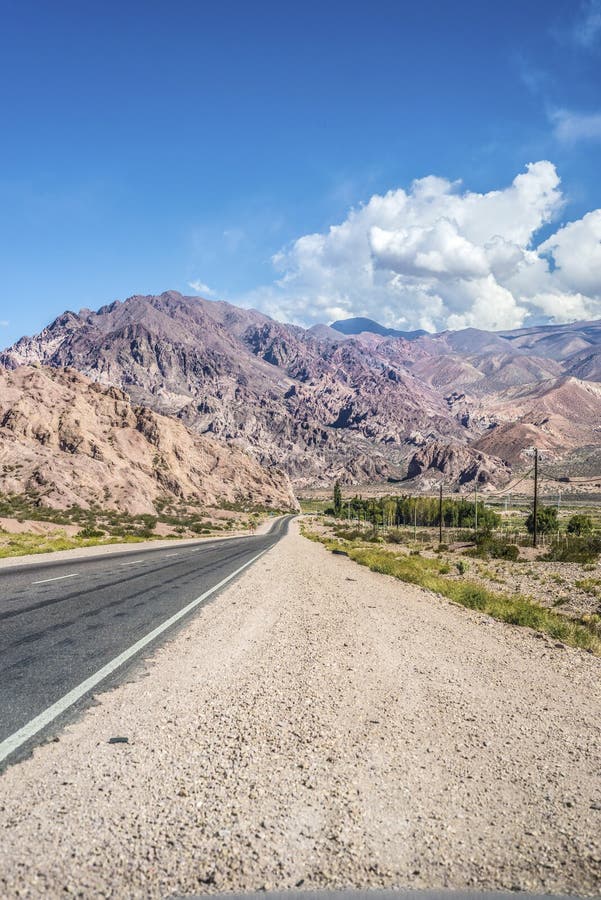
1,520,600,897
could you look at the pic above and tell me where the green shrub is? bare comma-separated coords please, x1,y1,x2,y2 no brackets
492,542,519,561
467,536,519,561
332,527,366,541
525,505,558,535
542,536,601,564
575,578,601,596
567,514,593,536
77,526,105,538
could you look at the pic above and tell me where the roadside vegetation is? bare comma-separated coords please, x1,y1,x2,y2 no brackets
300,484,601,657
303,525,601,656
0,530,154,559
0,491,280,559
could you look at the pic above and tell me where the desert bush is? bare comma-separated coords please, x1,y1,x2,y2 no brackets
492,542,519,561
574,578,601,596
467,536,519,561
77,526,104,538
190,522,211,534
332,526,366,541
542,536,601,564
567,514,593,536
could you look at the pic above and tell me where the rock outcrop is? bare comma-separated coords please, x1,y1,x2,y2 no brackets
0,366,298,513
406,441,512,488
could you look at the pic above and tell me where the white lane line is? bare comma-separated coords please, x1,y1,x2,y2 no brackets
32,573,79,586
119,560,143,566
0,546,269,766
164,553,179,557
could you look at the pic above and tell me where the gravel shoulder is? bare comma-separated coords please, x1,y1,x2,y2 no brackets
1,520,600,897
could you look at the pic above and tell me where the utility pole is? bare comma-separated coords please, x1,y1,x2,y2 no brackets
413,499,417,541
438,482,443,545
533,447,539,549
474,483,478,535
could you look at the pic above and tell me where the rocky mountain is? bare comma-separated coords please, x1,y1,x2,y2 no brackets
406,441,511,488
3,291,601,491
0,366,297,513
0,292,458,486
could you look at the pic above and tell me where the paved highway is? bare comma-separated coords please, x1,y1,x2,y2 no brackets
0,515,292,770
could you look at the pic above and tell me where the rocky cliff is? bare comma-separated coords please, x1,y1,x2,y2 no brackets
0,366,298,513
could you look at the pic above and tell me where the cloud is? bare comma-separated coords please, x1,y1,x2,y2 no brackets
0,320,8,327
538,210,601,296
552,109,601,144
241,160,601,332
369,219,490,280
188,280,216,297
573,0,601,46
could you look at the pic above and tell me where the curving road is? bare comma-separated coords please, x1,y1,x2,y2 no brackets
0,515,293,770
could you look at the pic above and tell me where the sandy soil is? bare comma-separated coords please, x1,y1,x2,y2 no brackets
0,516,80,536
1,521,600,897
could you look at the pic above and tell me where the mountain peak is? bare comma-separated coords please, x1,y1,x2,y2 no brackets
330,317,427,340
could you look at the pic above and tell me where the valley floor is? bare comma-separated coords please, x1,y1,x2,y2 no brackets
1,521,600,897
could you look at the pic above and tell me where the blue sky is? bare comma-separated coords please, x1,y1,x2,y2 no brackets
1,0,601,342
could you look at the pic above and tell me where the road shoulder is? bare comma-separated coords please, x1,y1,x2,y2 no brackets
1,520,600,897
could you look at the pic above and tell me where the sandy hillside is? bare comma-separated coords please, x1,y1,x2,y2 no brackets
0,365,297,513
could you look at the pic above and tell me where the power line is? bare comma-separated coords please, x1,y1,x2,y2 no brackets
480,469,535,497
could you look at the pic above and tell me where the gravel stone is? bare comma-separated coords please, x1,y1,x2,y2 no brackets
0,521,600,897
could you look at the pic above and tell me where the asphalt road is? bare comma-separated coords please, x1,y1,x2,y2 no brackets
0,515,293,771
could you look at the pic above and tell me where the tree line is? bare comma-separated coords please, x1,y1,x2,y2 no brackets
330,485,500,530
330,482,596,536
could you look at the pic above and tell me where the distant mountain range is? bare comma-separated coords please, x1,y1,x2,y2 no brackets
330,317,427,340
2,291,601,495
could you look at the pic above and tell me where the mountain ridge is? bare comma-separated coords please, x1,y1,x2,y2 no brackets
3,291,601,490
330,316,427,340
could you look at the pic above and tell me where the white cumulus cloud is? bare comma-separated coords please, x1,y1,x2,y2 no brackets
539,210,601,297
242,161,601,332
